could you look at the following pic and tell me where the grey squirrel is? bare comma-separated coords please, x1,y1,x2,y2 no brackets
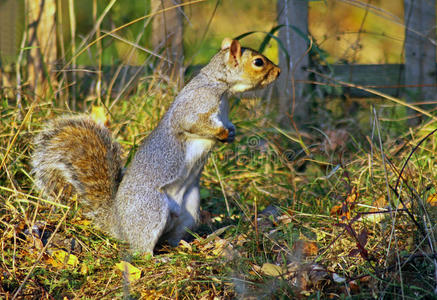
31,38,280,253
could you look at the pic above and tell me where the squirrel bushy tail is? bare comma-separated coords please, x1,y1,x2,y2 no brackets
31,116,123,230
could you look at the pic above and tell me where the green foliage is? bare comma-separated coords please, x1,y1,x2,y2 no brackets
65,0,151,65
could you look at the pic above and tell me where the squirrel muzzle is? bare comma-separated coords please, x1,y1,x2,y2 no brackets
260,65,281,88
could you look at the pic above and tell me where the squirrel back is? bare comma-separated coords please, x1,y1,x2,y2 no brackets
31,116,123,231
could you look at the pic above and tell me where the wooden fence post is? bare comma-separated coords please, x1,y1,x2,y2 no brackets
0,0,19,66
276,0,309,128
151,0,184,87
403,0,436,123
26,0,57,99
0,0,16,97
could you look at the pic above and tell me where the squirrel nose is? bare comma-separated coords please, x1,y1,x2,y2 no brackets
275,67,281,77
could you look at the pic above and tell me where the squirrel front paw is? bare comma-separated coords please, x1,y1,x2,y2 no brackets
217,125,235,143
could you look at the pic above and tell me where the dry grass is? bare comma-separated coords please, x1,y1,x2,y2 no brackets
1,77,437,298
1,0,437,298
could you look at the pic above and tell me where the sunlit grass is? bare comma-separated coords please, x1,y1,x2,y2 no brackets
1,80,437,297
1,0,436,298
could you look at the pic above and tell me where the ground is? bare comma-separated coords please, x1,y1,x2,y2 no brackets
1,80,437,298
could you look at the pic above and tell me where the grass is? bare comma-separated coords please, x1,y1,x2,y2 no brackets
1,1,437,298
1,75,437,298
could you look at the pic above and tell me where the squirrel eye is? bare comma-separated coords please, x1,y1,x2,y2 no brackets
253,58,264,67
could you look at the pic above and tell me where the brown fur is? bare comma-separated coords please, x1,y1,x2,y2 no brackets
31,116,122,231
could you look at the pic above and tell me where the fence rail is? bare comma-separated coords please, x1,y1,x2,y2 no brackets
276,0,436,124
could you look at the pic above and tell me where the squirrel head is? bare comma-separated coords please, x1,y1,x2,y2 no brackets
209,38,280,93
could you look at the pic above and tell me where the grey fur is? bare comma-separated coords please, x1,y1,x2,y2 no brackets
31,40,280,253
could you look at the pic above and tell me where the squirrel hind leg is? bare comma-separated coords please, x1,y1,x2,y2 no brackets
123,213,168,254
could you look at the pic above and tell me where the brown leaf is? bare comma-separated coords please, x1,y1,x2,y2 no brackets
330,187,359,221
292,240,318,257
427,193,437,207
349,280,360,293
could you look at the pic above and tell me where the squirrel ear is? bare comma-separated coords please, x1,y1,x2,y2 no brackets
222,38,241,65
221,37,233,50
229,39,241,59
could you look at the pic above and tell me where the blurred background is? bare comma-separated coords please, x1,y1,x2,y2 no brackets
0,0,405,65
0,0,433,130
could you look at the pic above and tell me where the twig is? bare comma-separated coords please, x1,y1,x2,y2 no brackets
212,155,230,216
394,129,437,192
102,31,170,61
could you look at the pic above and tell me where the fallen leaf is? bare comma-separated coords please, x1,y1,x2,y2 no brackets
292,240,318,257
349,280,360,293
427,193,437,207
116,261,141,282
49,250,79,268
212,237,235,259
261,263,286,276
